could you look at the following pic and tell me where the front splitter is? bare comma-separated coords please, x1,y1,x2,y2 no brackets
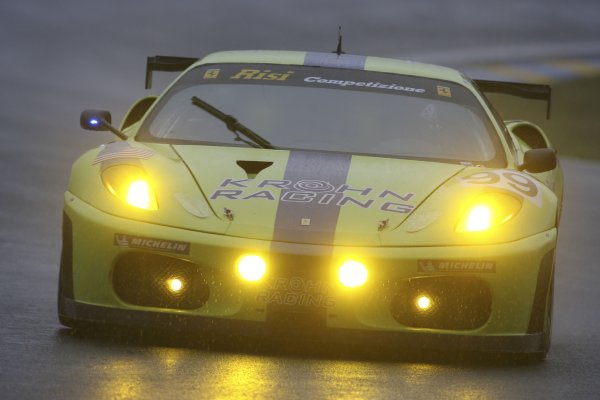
59,296,546,355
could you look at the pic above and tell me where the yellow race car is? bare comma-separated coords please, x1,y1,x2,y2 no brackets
59,50,562,358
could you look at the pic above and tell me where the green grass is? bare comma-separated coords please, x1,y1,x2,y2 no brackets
486,77,600,160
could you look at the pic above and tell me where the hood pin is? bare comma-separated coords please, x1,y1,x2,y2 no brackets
378,219,389,232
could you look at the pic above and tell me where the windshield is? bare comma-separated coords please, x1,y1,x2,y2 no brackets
139,63,504,165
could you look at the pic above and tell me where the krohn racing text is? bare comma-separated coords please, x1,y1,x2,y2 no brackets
210,178,416,214
257,277,336,308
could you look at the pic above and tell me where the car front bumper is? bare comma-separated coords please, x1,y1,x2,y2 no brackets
59,193,556,354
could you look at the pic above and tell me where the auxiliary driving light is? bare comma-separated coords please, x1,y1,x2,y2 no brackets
166,277,184,294
415,294,433,312
338,260,368,288
237,255,267,282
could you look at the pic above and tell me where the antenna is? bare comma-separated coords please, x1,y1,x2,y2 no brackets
333,26,345,56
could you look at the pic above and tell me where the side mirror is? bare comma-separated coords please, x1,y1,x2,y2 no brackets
80,109,127,140
518,148,557,173
80,109,112,131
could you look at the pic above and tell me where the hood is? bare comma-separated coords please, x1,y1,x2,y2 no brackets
174,145,464,246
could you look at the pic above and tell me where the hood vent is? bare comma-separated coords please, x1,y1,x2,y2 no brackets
236,160,273,179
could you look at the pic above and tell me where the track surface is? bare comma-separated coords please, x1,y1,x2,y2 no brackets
1,1,600,398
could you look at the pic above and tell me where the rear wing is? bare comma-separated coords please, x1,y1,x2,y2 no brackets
474,79,552,119
145,55,198,89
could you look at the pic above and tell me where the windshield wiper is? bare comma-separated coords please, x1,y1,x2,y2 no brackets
190,96,274,149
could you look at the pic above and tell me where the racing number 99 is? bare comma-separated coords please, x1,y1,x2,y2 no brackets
503,172,538,197
463,171,538,198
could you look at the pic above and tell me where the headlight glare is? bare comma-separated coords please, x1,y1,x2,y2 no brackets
101,165,158,210
126,180,153,209
415,294,434,312
338,260,368,288
237,254,267,282
166,277,184,294
456,192,521,232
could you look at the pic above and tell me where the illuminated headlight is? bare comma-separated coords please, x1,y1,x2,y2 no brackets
456,192,521,232
338,260,368,288
237,255,267,282
101,165,158,210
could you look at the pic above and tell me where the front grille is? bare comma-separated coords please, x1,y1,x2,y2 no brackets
113,252,209,310
390,276,492,330
263,253,330,331
266,303,327,333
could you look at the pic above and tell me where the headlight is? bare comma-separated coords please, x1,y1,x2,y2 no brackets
456,192,521,232
101,165,158,210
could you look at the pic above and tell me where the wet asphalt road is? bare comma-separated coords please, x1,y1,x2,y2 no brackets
2,1,600,398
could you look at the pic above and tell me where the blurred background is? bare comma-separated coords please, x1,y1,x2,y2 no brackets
1,1,600,398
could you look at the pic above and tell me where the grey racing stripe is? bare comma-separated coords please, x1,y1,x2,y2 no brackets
304,52,367,70
272,151,352,246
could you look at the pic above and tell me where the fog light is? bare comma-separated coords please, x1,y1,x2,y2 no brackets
338,260,368,288
166,277,184,294
237,255,267,282
415,294,433,312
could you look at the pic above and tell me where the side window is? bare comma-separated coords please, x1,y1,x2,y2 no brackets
511,125,549,149
121,96,157,130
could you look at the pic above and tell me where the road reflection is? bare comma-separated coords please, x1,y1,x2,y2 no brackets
208,354,279,398
62,328,534,399
96,358,143,399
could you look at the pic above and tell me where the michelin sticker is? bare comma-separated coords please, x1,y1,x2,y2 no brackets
210,178,416,214
418,259,496,273
114,234,190,255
